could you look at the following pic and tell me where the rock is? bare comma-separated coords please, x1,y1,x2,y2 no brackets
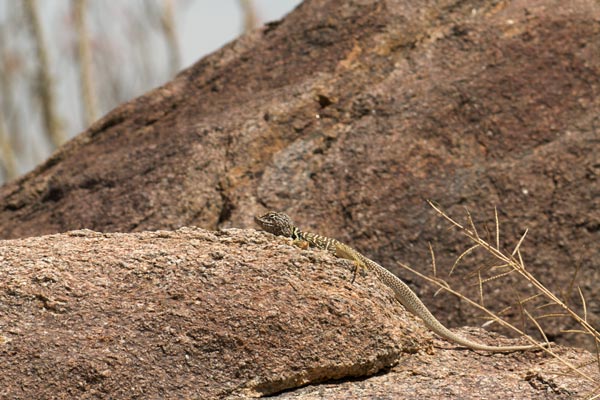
0,228,593,398
0,0,597,348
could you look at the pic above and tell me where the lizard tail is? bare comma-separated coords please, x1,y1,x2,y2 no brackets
368,259,546,352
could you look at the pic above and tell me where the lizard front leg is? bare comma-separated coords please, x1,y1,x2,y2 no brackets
292,239,310,250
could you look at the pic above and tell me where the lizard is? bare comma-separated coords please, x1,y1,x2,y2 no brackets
255,211,546,352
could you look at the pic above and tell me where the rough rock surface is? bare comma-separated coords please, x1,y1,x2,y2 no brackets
0,0,598,350
0,229,594,399
0,228,421,398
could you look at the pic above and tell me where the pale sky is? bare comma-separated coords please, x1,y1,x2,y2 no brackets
180,1,302,67
0,1,302,180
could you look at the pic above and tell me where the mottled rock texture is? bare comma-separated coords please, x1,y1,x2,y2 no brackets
0,229,594,398
0,0,598,368
0,228,422,398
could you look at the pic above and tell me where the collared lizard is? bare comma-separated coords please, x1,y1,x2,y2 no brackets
255,211,545,352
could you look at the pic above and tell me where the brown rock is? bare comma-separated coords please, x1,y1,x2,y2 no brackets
0,229,594,398
0,0,598,349
0,228,421,398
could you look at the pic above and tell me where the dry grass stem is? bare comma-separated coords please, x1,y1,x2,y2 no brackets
477,270,484,305
494,206,500,250
579,287,588,322
450,244,479,275
511,229,528,257
427,201,599,339
489,263,512,271
523,308,550,344
398,260,595,383
428,242,437,277
476,270,514,284
562,329,595,335
407,201,600,388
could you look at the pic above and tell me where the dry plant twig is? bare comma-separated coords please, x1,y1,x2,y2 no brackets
396,201,600,390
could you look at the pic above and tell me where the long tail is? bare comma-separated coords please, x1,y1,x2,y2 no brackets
365,256,545,352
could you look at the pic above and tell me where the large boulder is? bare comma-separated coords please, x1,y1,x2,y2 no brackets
0,228,593,398
0,0,597,348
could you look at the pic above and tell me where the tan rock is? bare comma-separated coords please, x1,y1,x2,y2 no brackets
0,0,597,352
0,228,594,398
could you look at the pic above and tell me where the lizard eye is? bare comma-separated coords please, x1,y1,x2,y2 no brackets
256,211,294,237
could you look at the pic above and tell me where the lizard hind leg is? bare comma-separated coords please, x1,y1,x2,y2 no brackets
350,260,368,283
333,243,368,283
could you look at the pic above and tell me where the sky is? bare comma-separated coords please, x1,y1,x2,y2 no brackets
180,0,302,67
0,0,303,180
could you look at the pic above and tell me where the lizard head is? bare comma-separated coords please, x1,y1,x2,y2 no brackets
254,211,295,237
